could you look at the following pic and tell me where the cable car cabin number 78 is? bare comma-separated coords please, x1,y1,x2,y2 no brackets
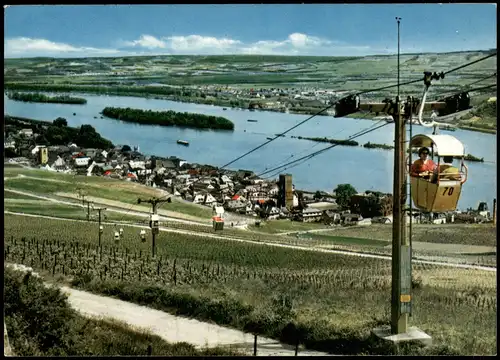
409,134,467,213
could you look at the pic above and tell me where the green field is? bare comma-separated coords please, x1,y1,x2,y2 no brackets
5,189,39,200
318,224,497,247
4,200,145,223
4,167,213,220
4,214,496,355
296,232,388,247
247,219,333,234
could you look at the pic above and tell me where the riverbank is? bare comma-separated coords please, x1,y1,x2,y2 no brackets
4,83,496,134
6,91,87,104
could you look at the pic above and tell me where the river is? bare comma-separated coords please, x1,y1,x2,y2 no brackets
4,93,497,211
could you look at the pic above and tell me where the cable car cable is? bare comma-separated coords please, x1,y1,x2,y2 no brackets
442,52,497,76
464,73,497,88
261,116,386,177
157,52,496,201
262,121,389,179
259,112,374,174
256,121,391,179
429,74,497,101
218,52,496,175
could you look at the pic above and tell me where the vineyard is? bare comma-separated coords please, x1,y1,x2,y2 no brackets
4,213,496,355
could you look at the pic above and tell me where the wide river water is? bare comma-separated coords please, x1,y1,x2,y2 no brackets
4,93,497,211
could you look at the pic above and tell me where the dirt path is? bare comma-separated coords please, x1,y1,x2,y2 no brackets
5,263,329,356
4,322,14,357
56,192,208,224
5,211,496,272
62,286,329,356
4,189,208,226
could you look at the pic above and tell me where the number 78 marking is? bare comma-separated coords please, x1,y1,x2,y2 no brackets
443,187,454,196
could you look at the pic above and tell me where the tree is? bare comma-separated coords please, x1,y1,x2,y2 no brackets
313,191,323,200
121,145,132,152
53,117,67,127
333,184,357,209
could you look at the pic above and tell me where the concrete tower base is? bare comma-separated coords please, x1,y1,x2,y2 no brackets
372,325,432,347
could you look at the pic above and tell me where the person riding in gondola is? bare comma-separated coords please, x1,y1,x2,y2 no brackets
410,147,436,180
432,155,462,182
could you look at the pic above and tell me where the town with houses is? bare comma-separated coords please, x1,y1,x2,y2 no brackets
5,124,493,226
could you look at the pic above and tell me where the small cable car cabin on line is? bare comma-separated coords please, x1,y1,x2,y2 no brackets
409,134,468,213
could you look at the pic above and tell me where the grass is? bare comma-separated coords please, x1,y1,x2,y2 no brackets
4,266,242,356
4,213,496,355
296,232,388,247
5,189,39,200
4,166,213,220
318,224,497,247
248,219,333,234
4,200,146,223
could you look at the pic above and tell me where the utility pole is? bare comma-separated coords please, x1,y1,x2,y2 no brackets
137,197,171,257
96,207,106,247
493,198,497,225
391,16,412,335
81,199,93,222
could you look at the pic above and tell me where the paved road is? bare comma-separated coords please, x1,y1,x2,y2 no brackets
5,263,330,356
5,211,496,272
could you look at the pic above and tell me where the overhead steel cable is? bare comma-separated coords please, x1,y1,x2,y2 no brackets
259,112,375,174
260,113,380,176
211,77,431,173
218,52,497,174
256,120,391,179
261,121,390,179
155,51,497,201
464,73,497,88
442,52,497,76
428,73,497,101
257,67,496,180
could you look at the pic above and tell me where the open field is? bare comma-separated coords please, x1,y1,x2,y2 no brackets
4,167,214,221
319,224,497,247
5,189,39,200
4,197,145,223
247,219,334,234
3,213,496,355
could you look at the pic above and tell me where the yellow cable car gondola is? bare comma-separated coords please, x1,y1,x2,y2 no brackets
409,134,468,213
407,79,469,213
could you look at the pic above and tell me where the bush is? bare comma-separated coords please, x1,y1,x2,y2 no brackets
4,267,241,356
4,267,76,356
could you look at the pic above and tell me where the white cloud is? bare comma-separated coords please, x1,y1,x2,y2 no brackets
164,35,242,53
5,33,423,59
4,37,120,58
120,32,354,56
122,35,167,49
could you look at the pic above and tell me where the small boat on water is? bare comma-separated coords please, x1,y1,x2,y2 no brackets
247,119,258,122
266,137,273,140
223,108,227,110
177,140,189,146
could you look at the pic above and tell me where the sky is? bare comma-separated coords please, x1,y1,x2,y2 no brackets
4,4,497,58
